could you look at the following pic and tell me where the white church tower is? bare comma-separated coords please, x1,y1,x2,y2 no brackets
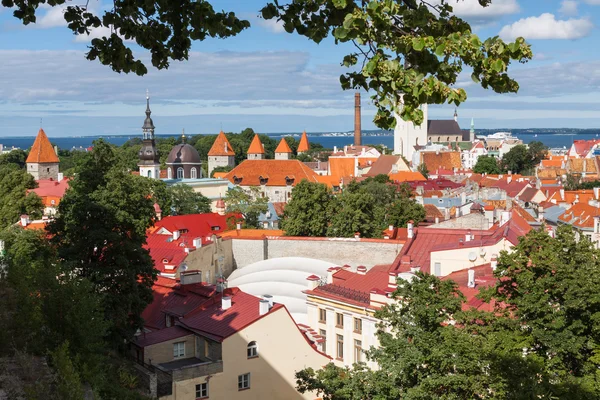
393,102,428,161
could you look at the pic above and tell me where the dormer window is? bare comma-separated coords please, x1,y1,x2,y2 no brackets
233,175,242,185
285,176,295,186
259,175,268,185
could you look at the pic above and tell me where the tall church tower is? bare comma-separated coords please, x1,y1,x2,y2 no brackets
26,128,59,180
470,118,475,142
393,100,428,162
138,91,161,179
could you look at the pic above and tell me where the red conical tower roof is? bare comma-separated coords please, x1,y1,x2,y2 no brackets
26,128,59,163
275,138,292,153
208,131,235,156
297,131,310,153
247,134,265,154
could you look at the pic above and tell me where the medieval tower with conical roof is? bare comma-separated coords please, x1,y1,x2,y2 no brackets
138,91,161,179
207,131,236,177
26,128,59,180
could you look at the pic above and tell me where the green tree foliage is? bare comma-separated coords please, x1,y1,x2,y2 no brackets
282,178,424,238
168,183,211,215
224,186,268,228
48,140,157,343
0,149,27,168
298,226,600,399
473,154,501,174
281,181,333,236
0,164,43,229
210,165,233,177
5,2,530,128
527,140,548,167
49,342,85,400
417,163,428,179
500,141,547,175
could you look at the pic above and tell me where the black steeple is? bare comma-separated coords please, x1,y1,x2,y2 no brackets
139,90,160,167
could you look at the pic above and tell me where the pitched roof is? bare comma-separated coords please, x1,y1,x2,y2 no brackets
570,139,600,157
275,138,292,153
297,131,310,152
547,189,599,205
328,157,356,178
135,326,192,347
389,171,427,182
224,159,320,186
427,120,462,136
442,264,496,312
29,178,70,200
558,202,600,229
420,151,462,171
180,288,284,341
26,129,59,163
247,134,265,154
207,131,235,156
518,187,544,203
424,204,444,220
365,155,401,176
567,158,598,174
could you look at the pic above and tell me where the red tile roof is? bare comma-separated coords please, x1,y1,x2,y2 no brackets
208,131,235,156
135,326,192,347
442,264,496,312
29,178,70,207
518,187,543,203
424,204,444,220
389,171,427,182
247,134,265,154
275,138,292,153
570,139,600,158
297,131,310,152
558,202,600,229
328,157,356,178
420,151,462,171
180,288,284,341
26,129,59,163
224,160,320,186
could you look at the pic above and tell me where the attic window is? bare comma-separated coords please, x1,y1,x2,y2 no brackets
233,176,242,184
285,176,295,186
259,175,268,185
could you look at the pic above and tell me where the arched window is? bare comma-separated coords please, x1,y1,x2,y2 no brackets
167,168,172,179
177,167,184,179
191,167,197,179
247,341,258,358
147,170,152,178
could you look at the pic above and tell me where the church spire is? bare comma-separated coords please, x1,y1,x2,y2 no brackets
143,90,155,139
454,108,458,122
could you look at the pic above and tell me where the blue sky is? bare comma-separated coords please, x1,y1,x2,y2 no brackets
1,0,600,137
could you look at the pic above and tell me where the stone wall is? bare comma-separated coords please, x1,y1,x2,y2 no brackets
27,162,59,180
229,237,404,269
178,238,233,283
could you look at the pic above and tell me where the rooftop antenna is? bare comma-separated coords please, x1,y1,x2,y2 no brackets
146,88,149,100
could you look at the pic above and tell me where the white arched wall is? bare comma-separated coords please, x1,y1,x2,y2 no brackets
227,257,336,325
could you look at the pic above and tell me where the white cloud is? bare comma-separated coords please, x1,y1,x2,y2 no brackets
255,18,285,34
449,0,520,18
582,0,600,4
74,26,114,42
499,13,593,40
559,0,579,16
36,6,67,28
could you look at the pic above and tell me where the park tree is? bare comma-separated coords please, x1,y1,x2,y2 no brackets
527,140,548,167
0,164,43,230
501,144,530,174
47,140,157,344
473,154,501,174
0,149,27,168
327,190,379,238
224,186,269,228
4,1,531,127
416,163,429,179
168,183,211,215
281,180,333,236
385,183,426,228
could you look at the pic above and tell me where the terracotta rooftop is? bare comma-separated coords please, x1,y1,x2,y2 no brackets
275,138,292,153
441,263,496,312
247,134,265,154
389,171,427,182
28,178,70,206
558,202,600,229
297,131,310,152
207,131,235,156
26,128,59,164
328,157,356,178
420,151,462,171
224,159,320,186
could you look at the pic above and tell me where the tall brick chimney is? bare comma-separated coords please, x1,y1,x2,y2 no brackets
354,92,361,146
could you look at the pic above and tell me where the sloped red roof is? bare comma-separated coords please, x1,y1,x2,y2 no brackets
558,202,600,229
224,159,320,186
135,326,192,347
389,171,427,182
180,288,284,341
247,134,265,154
275,138,292,153
518,187,543,203
442,263,497,312
208,131,235,156
420,151,462,171
297,131,310,152
29,178,69,199
328,157,356,178
570,139,600,157
26,129,59,163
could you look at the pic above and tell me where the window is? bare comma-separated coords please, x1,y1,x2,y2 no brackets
191,167,197,179
167,168,172,179
238,373,251,390
319,309,327,323
336,335,344,360
173,341,185,358
195,382,208,398
205,270,210,284
177,167,184,179
247,341,258,358
434,262,441,277
354,340,362,363
336,313,344,328
320,329,326,352
354,318,362,333
46,167,50,173
147,170,152,178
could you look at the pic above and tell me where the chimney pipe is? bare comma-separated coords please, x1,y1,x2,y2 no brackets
467,269,475,288
407,220,414,239
259,299,270,316
262,294,274,309
222,296,232,310
354,93,361,146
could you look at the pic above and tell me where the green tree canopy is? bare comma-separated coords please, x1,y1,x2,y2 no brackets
224,186,269,228
281,180,333,237
5,1,531,128
501,144,534,174
168,183,211,215
0,164,43,230
48,140,157,343
473,154,501,174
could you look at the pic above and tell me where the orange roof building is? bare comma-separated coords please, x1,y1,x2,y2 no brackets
275,138,293,160
247,134,265,160
207,131,236,177
26,128,60,181
297,131,310,153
